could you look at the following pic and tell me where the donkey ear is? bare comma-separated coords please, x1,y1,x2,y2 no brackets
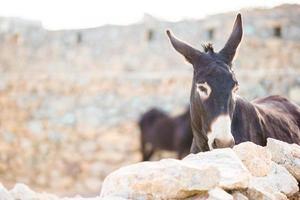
219,14,243,63
166,30,201,64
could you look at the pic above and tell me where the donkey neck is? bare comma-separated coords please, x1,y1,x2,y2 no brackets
231,95,266,145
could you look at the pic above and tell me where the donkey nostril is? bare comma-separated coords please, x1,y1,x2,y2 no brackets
213,138,222,148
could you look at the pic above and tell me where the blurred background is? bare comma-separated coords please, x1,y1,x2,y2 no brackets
0,0,299,197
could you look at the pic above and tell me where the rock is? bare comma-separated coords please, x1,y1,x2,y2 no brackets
183,148,250,190
100,158,220,199
9,183,37,199
63,196,101,200
207,187,233,200
266,138,300,181
271,193,288,200
289,192,300,200
1,140,300,200
0,183,105,200
0,183,104,200
65,197,105,200
250,162,298,197
232,191,248,200
233,142,272,177
9,183,60,200
0,183,12,200
246,187,288,200
184,194,207,200
98,197,127,200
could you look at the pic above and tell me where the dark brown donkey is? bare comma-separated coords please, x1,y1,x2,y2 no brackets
166,14,300,153
138,107,193,160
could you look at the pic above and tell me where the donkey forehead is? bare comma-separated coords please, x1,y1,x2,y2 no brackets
194,63,236,84
194,52,229,67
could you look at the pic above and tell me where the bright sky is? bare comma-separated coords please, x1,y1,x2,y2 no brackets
0,0,298,30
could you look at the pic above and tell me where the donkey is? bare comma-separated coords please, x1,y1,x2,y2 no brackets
138,107,193,160
166,14,300,153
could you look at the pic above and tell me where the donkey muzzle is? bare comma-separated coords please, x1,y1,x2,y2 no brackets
208,115,235,150
212,137,235,149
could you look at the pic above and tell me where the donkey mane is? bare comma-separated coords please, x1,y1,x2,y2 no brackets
202,43,214,53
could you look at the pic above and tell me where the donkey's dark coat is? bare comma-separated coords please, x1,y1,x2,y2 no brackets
166,14,300,153
138,108,193,160
232,95,300,145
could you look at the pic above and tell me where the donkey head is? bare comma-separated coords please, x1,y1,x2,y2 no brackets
166,14,242,151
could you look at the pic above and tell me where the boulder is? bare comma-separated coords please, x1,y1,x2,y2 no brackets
207,187,233,200
246,187,288,200
0,183,11,200
9,183,60,200
98,197,127,200
289,192,300,200
0,183,103,200
183,148,250,190
266,138,300,181
100,158,220,199
231,191,249,200
1,140,299,200
233,142,272,177
9,183,40,200
249,162,298,197
184,188,234,200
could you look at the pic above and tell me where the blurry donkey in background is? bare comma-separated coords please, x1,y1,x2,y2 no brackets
166,14,300,153
138,107,193,161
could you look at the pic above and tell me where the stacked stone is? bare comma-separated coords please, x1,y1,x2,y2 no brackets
0,138,299,199
100,138,300,200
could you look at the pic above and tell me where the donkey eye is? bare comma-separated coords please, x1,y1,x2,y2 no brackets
198,85,208,94
196,82,211,100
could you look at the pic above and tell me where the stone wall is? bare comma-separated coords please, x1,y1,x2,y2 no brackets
0,139,299,199
100,139,300,200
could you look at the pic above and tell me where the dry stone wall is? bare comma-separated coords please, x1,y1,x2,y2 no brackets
0,139,299,199
100,139,300,200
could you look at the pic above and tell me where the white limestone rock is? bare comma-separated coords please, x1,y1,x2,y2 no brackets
207,187,233,200
100,158,220,199
249,162,298,197
0,183,12,200
183,148,251,190
233,142,272,177
246,187,288,200
266,138,300,181
232,191,249,200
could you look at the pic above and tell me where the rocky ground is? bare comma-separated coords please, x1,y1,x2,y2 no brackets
1,138,299,200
